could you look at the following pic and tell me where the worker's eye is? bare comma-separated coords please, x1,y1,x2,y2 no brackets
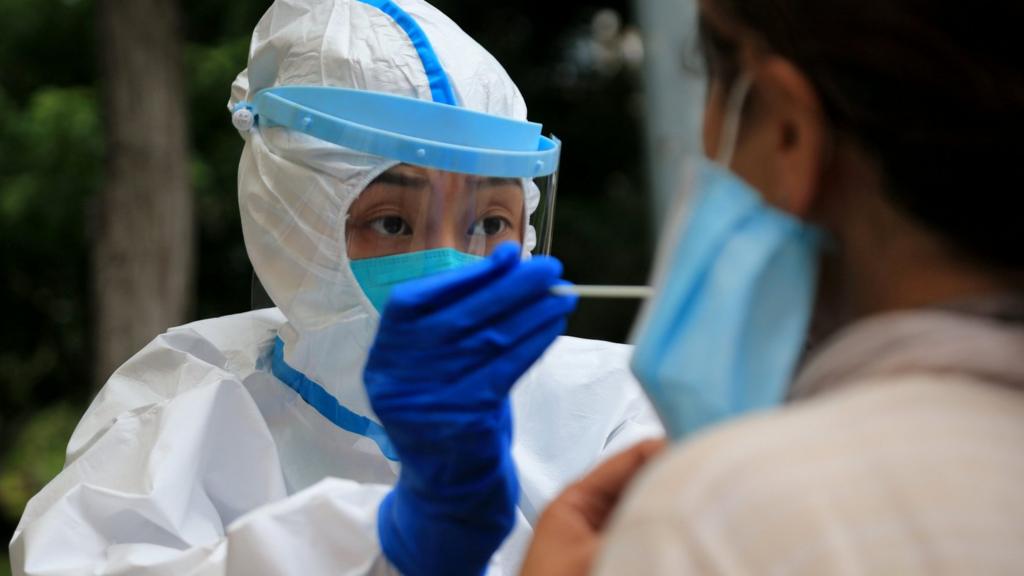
369,216,412,236
468,216,511,237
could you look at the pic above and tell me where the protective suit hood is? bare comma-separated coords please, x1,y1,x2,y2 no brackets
228,0,531,419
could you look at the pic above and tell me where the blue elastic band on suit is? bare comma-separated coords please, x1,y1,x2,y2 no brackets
357,0,456,105
271,337,399,461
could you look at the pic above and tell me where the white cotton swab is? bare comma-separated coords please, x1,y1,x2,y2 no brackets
550,285,655,299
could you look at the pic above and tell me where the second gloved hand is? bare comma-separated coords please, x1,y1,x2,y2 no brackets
364,242,578,576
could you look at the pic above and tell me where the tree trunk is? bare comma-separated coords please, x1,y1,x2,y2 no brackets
94,0,192,388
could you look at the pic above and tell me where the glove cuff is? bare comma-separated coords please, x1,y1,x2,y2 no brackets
378,482,517,576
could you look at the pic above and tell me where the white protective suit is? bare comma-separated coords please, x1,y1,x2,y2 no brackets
9,0,662,574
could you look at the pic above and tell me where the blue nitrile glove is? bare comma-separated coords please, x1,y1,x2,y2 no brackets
364,242,578,576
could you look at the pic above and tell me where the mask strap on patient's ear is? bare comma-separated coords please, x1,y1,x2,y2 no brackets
715,71,755,166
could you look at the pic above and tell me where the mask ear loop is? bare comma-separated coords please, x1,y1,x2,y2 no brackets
716,70,808,214
626,76,755,342
715,71,755,166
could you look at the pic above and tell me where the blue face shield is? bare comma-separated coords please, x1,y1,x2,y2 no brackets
629,74,823,441
350,247,484,312
242,84,563,312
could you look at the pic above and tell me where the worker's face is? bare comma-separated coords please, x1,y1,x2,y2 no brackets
346,164,525,260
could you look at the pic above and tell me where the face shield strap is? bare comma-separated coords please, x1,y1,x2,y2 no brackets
242,86,561,178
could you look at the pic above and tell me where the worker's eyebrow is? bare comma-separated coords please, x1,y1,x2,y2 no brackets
371,170,430,188
469,176,522,188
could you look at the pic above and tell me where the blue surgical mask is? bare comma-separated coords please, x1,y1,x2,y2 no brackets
351,248,483,312
630,75,822,441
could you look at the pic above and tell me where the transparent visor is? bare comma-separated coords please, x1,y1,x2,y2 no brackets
243,85,560,311
348,164,555,258
345,164,556,311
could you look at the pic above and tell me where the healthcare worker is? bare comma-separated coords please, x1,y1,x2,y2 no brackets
7,1,660,574
513,0,1024,574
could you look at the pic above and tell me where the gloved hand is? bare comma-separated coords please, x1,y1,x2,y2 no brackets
364,242,578,576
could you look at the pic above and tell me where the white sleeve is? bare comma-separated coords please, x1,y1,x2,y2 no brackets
9,378,399,576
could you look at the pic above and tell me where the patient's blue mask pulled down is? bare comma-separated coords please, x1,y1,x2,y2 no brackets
630,74,823,441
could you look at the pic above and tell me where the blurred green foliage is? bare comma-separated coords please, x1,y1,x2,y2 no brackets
1,0,106,563
0,0,650,565
0,404,80,521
